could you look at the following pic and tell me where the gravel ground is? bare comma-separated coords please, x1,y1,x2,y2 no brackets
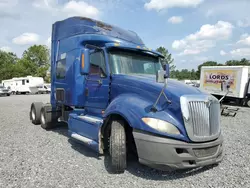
0,94,249,188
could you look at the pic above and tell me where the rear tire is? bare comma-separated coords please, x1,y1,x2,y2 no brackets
246,98,250,107
40,105,58,130
108,119,127,174
30,102,43,125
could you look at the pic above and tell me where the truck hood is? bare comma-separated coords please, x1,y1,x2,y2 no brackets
110,74,207,142
111,74,203,100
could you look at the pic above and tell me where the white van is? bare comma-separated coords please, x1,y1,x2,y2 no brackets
44,84,51,93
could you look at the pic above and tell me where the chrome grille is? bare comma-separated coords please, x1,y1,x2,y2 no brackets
209,101,220,136
180,95,220,142
189,101,210,137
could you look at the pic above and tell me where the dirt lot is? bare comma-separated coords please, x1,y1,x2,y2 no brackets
0,94,249,188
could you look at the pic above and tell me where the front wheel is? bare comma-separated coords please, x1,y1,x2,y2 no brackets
108,119,127,174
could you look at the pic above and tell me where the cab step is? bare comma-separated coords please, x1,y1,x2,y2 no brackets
68,112,104,153
69,131,99,152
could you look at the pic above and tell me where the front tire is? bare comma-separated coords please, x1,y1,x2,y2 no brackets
30,102,43,125
108,119,127,173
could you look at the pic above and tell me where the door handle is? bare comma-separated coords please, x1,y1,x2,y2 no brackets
86,78,103,85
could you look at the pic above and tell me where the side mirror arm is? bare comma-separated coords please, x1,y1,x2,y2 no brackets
151,72,171,112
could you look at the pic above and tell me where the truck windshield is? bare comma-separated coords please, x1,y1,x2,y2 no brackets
109,49,162,75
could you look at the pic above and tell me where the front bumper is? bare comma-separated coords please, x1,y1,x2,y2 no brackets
133,131,223,170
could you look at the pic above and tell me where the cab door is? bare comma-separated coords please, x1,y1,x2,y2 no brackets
84,49,110,112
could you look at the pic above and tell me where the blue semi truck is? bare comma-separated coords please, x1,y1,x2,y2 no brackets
30,17,223,173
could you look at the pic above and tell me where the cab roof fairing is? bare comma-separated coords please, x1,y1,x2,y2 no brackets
52,16,144,46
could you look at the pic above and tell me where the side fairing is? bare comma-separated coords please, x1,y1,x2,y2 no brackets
50,44,86,107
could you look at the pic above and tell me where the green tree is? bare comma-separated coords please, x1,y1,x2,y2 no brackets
156,46,175,72
0,51,18,66
22,45,50,67
21,45,50,81
191,69,198,80
240,58,250,65
170,70,178,79
0,45,50,82
225,58,250,66
36,64,50,82
15,58,38,77
0,51,19,81
196,61,218,79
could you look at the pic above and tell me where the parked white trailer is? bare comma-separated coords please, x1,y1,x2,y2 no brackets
199,66,250,107
2,76,44,94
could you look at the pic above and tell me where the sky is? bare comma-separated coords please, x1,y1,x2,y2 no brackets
0,0,250,70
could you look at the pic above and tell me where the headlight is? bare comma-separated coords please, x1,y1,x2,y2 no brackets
142,117,180,135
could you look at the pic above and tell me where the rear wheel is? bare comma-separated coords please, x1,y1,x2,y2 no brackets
108,119,127,174
246,98,250,107
30,102,43,125
40,105,58,130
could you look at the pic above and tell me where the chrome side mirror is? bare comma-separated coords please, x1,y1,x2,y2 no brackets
156,70,165,83
156,64,170,83
163,64,170,78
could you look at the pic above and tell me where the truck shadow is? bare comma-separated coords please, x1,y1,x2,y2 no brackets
49,123,218,180
125,161,218,180
104,154,218,180
48,123,101,160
